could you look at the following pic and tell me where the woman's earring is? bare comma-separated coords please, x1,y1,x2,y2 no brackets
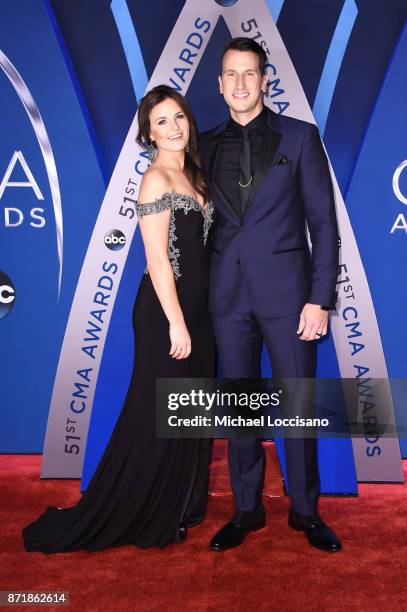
146,142,157,164
185,142,190,153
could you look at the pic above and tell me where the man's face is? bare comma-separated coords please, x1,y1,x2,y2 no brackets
219,49,268,117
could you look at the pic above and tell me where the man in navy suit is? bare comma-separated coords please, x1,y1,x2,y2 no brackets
199,38,341,552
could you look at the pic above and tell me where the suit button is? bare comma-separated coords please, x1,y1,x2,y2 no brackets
236,259,240,265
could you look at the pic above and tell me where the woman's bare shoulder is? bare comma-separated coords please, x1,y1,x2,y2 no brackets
138,166,172,204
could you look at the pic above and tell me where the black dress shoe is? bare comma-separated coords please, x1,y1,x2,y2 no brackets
288,508,341,552
210,506,266,551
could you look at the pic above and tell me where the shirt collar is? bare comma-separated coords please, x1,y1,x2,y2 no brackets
227,106,268,136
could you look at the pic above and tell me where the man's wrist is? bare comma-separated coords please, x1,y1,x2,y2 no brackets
307,303,330,311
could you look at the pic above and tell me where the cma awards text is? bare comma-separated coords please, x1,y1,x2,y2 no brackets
65,260,119,456
391,159,407,234
0,151,46,228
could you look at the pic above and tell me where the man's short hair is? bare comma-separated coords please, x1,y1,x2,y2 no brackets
221,37,268,75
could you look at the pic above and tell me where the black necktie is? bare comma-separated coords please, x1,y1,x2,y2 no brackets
239,126,252,215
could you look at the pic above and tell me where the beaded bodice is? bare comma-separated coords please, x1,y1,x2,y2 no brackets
135,191,214,281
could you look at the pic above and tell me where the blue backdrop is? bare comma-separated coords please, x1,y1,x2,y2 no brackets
0,0,105,451
0,1,405,488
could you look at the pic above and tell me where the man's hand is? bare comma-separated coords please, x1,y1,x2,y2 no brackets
297,303,328,341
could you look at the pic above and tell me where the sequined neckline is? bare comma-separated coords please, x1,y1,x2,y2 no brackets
135,190,214,281
159,190,211,215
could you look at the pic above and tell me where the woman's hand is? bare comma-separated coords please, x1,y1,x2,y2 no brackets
169,321,191,359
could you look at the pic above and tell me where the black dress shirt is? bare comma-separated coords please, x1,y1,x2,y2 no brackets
215,106,268,218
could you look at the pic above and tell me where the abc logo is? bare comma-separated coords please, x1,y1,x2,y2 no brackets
0,271,15,320
215,0,239,5
104,229,126,251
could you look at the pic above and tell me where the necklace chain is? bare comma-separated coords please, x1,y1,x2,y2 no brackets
239,176,253,188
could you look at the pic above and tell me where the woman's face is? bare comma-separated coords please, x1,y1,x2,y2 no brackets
149,97,190,154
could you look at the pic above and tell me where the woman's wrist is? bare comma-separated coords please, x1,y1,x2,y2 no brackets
169,316,184,326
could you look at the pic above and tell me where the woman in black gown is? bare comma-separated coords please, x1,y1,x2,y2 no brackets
22,85,215,552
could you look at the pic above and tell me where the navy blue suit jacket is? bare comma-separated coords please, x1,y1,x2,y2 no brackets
199,107,339,317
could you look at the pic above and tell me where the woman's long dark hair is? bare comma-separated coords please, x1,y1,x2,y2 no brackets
136,85,209,204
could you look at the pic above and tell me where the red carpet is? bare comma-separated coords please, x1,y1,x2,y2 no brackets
1,441,406,611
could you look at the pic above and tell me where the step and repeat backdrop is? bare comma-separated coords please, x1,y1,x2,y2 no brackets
1,0,406,492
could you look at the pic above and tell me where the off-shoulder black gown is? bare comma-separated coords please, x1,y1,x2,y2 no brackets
23,192,215,552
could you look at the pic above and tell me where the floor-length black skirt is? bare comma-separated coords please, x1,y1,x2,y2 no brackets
23,273,215,553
